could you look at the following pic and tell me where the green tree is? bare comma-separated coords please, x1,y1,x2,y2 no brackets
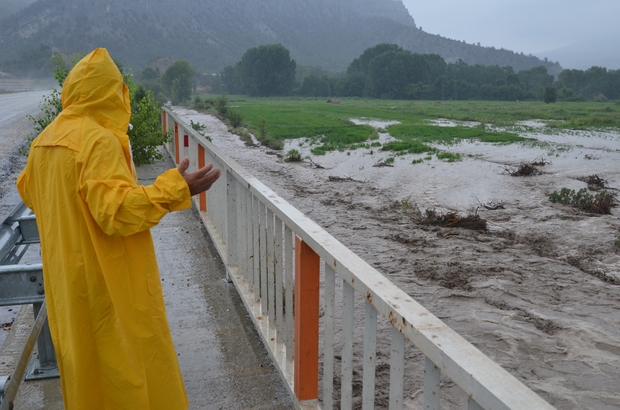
161,60,195,104
517,66,553,94
543,86,557,103
347,44,401,77
297,75,332,97
235,44,296,96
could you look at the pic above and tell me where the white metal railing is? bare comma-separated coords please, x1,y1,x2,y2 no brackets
163,108,555,410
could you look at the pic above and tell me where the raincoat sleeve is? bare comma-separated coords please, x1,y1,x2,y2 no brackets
16,164,34,212
79,132,191,236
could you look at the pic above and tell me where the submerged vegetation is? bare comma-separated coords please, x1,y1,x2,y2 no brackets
196,98,620,153
549,188,617,214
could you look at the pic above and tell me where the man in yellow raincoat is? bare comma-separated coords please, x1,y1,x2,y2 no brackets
16,48,220,409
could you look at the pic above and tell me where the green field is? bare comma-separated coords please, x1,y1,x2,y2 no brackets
199,97,620,154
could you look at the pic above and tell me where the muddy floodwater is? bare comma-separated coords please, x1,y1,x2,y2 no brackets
175,107,620,410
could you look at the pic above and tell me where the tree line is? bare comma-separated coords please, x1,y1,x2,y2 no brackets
213,43,620,102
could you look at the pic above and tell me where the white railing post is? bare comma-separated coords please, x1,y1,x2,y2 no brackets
424,356,441,410
252,196,261,303
341,280,354,409
267,209,276,330
259,202,268,314
226,170,238,281
362,301,377,410
469,397,485,410
389,327,405,410
275,217,284,342
284,226,294,364
323,263,336,410
236,182,247,280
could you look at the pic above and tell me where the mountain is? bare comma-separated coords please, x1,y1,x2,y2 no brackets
0,0,37,19
0,0,560,75
536,37,620,71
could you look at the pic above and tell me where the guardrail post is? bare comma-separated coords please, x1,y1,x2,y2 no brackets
25,302,59,380
294,237,319,402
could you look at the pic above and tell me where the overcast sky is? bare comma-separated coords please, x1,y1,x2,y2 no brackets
401,0,620,56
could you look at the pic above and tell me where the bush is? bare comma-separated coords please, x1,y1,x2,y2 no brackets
285,149,302,162
543,86,557,104
128,91,171,166
437,152,462,162
216,94,229,116
227,109,244,128
549,187,617,214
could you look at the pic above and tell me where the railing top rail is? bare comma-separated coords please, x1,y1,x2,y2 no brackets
164,108,554,409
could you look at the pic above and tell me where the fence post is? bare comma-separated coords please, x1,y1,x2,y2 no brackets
294,237,320,402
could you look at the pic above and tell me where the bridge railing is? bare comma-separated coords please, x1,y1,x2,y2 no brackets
163,108,555,410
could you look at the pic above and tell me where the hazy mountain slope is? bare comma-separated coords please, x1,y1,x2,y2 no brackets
0,0,559,74
0,0,37,19
536,38,620,70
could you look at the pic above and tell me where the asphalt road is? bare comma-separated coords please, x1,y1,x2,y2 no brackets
0,91,46,354
0,90,49,129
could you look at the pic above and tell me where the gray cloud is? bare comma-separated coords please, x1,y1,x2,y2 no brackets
402,0,620,55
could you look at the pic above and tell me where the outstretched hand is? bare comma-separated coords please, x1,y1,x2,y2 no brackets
177,157,222,196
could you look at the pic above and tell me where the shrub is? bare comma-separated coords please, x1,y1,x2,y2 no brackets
216,94,229,116
437,152,462,162
549,188,617,214
285,149,302,162
227,109,244,128
128,91,171,166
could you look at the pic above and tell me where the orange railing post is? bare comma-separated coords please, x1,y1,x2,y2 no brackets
174,122,180,164
294,237,320,402
162,111,167,136
198,145,207,212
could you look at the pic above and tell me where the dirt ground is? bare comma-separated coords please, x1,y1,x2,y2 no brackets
174,107,620,410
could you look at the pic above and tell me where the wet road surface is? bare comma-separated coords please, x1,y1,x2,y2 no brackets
0,90,48,129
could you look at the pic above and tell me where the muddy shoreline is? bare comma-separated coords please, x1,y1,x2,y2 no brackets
175,107,620,409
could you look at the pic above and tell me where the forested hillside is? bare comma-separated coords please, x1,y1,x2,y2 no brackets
0,0,559,76
0,0,36,19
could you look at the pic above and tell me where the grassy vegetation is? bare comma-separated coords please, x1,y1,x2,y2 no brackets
436,152,462,162
387,124,527,144
191,97,620,154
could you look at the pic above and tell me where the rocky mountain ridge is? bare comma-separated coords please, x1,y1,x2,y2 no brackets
0,0,560,74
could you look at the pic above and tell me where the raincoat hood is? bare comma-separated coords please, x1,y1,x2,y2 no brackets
62,48,131,135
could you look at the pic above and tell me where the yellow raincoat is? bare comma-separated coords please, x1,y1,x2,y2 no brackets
17,48,190,409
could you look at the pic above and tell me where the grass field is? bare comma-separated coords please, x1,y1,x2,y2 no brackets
195,97,620,154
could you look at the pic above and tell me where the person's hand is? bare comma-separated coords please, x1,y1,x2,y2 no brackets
177,157,222,196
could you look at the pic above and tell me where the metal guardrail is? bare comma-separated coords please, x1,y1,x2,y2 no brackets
0,203,59,408
163,108,555,410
